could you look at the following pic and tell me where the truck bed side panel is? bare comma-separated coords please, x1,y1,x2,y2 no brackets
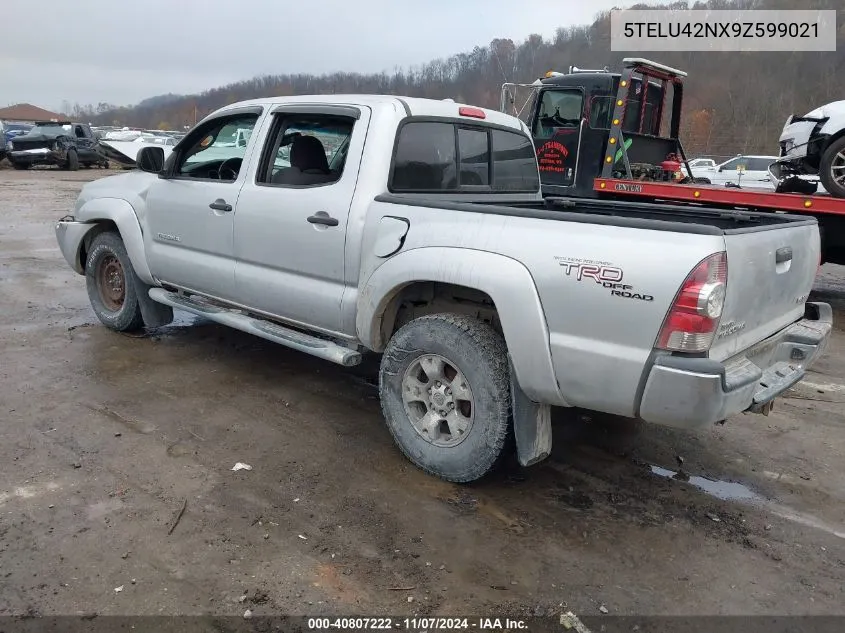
362,200,725,417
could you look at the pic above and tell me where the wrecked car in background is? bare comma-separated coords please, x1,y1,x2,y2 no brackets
6,121,109,170
0,121,33,160
770,100,845,198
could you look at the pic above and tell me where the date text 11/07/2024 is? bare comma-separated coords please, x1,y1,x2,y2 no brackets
306,617,529,630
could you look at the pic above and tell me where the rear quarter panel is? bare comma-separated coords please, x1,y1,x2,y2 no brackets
358,201,725,416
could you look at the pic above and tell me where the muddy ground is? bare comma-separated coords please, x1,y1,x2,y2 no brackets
1,168,844,619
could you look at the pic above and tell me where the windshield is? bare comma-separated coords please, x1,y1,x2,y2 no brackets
30,124,72,136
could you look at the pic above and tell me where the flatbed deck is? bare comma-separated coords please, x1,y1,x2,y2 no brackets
594,177,845,217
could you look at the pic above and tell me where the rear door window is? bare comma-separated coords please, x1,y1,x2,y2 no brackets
392,122,456,191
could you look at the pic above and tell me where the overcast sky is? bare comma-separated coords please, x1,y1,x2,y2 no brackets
2,0,655,111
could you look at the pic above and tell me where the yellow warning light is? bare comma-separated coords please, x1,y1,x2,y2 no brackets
620,80,628,87
609,137,617,144
600,181,607,189
694,191,701,198
804,200,812,208
606,156,613,163
613,119,620,125
617,100,624,106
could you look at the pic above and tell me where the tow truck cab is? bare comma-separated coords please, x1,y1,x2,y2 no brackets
501,58,689,197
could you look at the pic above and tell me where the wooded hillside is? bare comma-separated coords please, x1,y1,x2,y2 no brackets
71,0,844,157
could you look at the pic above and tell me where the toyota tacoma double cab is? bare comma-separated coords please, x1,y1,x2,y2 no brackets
54,95,832,482
7,121,108,170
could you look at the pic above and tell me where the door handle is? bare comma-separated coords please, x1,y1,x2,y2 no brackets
307,213,339,227
209,199,232,212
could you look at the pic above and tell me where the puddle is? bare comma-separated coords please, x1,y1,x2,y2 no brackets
650,465,845,539
650,465,763,502
168,310,207,328
150,309,212,335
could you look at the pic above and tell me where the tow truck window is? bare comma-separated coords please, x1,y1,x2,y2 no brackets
589,96,615,129
533,90,584,140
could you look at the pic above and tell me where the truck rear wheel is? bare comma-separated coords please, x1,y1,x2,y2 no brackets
379,313,511,483
820,136,845,198
85,232,144,332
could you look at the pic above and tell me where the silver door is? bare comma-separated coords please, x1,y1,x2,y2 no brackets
233,104,371,335
144,110,263,299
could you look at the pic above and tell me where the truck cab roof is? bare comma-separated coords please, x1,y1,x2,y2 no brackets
209,94,531,135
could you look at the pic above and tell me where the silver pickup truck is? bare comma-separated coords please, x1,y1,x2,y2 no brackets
55,95,832,482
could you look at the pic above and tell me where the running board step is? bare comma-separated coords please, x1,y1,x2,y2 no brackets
148,288,362,367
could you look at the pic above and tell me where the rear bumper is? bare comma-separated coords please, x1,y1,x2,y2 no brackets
639,302,832,429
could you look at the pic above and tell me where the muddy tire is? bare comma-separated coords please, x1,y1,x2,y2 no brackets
84,232,144,332
66,150,79,171
820,136,845,198
379,313,511,483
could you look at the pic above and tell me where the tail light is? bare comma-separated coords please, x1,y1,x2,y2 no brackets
656,252,727,353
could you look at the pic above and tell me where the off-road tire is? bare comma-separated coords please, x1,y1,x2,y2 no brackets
379,313,511,483
85,232,144,332
820,136,845,198
66,150,79,171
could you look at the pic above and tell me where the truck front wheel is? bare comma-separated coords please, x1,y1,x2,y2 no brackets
379,313,511,483
66,150,79,171
820,136,845,198
84,232,144,332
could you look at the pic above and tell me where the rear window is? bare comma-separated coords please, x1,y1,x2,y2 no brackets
391,120,538,193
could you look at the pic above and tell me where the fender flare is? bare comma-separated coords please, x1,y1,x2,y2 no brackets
76,197,154,285
356,246,565,407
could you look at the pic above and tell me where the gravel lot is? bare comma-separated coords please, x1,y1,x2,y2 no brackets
1,168,844,619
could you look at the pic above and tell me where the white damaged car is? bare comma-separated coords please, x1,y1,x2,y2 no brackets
770,100,845,198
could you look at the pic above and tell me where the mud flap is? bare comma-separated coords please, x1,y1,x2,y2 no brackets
509,357,552,467
128,266,173,328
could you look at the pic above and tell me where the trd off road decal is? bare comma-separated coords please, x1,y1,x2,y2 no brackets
554,256,654,302
536,140,568,173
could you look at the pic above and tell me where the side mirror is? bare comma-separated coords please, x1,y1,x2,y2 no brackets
137,146,165,174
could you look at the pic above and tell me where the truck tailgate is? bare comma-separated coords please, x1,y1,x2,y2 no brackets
709,221,820,362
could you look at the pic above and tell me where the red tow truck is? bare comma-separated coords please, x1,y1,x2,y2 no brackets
500,58,845,265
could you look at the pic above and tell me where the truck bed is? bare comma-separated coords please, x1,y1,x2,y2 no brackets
375,193,818,235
